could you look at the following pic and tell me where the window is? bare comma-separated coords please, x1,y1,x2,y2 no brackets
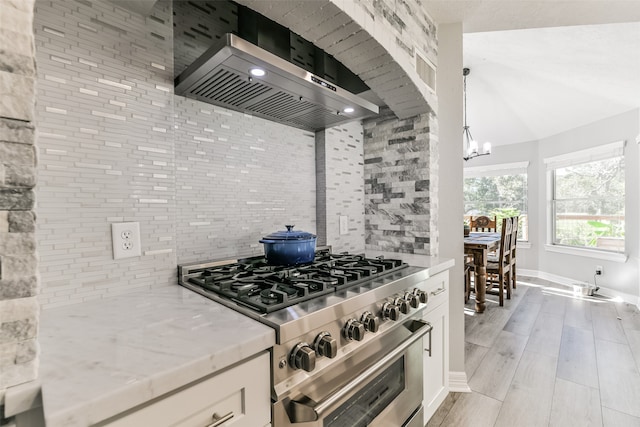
464,162,528,240
546,141,625,253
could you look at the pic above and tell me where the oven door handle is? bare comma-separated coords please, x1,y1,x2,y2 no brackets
289,319,433,423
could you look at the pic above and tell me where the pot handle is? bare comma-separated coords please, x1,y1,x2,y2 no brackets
285,225,295,231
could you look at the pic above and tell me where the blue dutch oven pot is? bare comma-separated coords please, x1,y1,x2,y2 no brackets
259,225,317,265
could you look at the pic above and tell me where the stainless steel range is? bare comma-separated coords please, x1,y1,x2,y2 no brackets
178,249,433,427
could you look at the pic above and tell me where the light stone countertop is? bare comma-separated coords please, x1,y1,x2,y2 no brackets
5,253,452,426
36,285,275,427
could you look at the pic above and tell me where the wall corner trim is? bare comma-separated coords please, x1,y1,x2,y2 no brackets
448,371,471,393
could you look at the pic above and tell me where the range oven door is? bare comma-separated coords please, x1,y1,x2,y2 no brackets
273,318,432,427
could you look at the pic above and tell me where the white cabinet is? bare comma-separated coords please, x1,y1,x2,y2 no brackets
422,271,449,424
102,351,271,427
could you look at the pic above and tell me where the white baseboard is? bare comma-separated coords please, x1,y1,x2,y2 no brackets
448,371,471,393
519,269,640,310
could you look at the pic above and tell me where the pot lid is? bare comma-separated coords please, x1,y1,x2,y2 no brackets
261,225,316,241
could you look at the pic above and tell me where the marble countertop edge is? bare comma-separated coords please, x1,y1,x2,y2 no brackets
37,286,276,427
49,332,275,427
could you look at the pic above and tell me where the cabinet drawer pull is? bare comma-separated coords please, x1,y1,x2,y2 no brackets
206,411,234,427
430,287,446,296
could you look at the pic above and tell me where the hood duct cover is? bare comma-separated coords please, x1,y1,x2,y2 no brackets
175,34,379,132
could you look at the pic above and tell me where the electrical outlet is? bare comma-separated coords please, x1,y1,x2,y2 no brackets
595,265,603,275
112,222,141,259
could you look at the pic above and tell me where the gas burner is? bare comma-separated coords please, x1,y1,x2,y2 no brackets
230,282,258,292
260,284,299,305
331,253,365,263
289,277,336,290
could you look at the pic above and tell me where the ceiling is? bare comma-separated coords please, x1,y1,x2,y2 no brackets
116,1,640,145
424,1,640,146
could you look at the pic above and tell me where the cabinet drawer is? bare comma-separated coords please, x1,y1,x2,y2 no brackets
102,352,270,427
424,271,448,311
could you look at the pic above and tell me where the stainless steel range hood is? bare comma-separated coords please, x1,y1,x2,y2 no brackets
174,34,379,132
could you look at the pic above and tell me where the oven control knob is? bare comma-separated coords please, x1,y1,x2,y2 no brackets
404,292,420,308
412,289,429,304
393,297,410,314
344,319,365,341
314,332,338,358
290,342,316,372
360,311,380,333
381,302,400,321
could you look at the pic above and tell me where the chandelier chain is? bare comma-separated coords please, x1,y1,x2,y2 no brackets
462,67,490,161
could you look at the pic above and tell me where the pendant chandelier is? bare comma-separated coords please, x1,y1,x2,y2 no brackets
463,67,491,161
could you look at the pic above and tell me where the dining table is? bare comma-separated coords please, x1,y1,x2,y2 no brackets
464,232,501,313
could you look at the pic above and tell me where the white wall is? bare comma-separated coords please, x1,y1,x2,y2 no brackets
437,23,466,377
538,109,639,299
465,108,640,300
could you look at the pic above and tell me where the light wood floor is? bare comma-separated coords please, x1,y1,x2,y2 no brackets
428,276,640,427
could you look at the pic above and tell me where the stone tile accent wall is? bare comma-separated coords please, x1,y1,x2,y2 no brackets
0,0,39,390
364,109,438,255
34,0,176,308
174,97,316,263
316,121,365,253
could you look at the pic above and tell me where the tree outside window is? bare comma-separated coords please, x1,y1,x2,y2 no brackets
551,156,625,252
464,172,528,240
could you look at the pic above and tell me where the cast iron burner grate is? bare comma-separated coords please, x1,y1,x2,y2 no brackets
184,250,407,313
188,274,335,313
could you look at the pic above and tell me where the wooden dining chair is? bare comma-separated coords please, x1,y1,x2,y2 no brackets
470,215,497,232
464,260,472,303
509,216,519,290
486,217,512,306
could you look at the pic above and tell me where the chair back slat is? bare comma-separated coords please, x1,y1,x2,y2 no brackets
510,216,519,249
498,217,513,264
470,215,497,232
509,216,519,289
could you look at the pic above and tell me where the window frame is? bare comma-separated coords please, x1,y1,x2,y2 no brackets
544,140,626,257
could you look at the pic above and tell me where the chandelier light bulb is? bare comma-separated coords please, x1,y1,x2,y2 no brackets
469,139,479,155
482,142,492,154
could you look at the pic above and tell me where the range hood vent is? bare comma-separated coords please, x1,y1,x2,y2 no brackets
175,34,379,132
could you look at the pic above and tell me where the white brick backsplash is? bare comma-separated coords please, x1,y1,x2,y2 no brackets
35,0,176,308
33,0,320,305
175,97,316,263
316,121,366,253
32,0,439,309
45,107,66,115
